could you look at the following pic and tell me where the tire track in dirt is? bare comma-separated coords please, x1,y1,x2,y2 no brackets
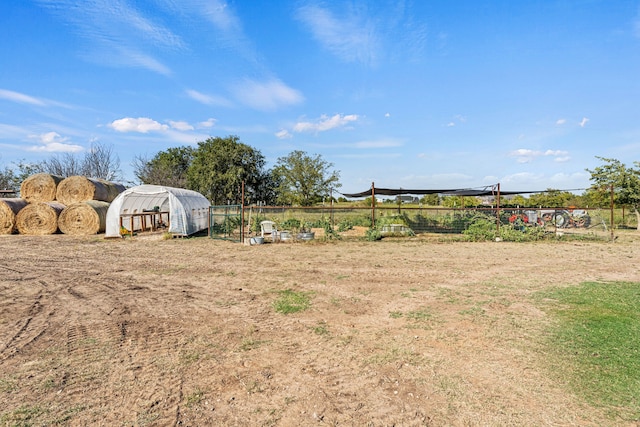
0,279,55,361
53,272,189,425
100,318,186,425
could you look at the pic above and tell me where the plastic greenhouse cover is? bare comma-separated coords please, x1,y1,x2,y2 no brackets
105,185,210,237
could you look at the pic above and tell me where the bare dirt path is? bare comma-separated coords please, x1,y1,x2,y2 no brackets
1,234,639,426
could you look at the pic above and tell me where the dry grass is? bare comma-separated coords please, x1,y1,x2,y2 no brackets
1,232,639,425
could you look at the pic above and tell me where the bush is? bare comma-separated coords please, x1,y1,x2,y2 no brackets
365,228,382,241
463,219,497,241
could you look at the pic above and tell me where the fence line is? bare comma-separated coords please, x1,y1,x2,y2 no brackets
208,203,625,242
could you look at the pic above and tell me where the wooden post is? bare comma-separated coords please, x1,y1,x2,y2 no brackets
496,183,501,236
241,181,245,244
371,182,376,228
610,184,615,241
330,187,334,228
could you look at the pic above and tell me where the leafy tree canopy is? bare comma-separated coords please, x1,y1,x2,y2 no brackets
272,150,341,206
587,157,640,230
528,189,575,208
133,146,194,188
187,136,267,204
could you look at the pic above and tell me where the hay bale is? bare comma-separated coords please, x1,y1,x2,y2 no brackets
58,200,110,235
0,198,29,234
56,176,125,205
20,173,64,203
16,202,65,235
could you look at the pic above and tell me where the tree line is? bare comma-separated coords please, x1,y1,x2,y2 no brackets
1,137,638,224
0,136,341,207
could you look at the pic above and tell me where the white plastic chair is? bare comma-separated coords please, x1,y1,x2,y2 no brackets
260,220,278,242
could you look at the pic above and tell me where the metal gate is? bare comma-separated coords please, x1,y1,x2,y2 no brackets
209,205,242,241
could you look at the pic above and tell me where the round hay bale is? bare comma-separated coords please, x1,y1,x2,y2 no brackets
16,202,65,235
56,176,126,205
58,200,110,235
20,173,64,203
0,198,29,234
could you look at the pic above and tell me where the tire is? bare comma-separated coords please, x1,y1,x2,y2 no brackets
554,211,570,228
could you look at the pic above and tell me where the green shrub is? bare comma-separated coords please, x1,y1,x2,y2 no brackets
280,218,301,231
463,218,497,241
365,228,382,241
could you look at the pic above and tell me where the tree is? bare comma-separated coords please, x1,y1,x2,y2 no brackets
187,136,267,204
420,194,440,206
0,165,18,195
272,150,341,206
82,142,121,180
586,157,640,230
38,142,121,180
528,189,574,208
0,160,43,194
133,146,195,188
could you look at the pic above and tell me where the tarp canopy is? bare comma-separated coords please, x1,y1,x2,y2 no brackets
105,185,210,237
341,186,547,198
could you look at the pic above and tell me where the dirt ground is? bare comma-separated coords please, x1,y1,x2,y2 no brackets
1,230,639,426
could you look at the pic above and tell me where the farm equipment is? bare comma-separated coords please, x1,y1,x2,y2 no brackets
509,209,591,229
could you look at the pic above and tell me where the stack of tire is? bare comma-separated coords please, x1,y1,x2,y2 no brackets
0,173,125,236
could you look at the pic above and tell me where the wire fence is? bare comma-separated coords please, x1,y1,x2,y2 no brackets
210,203,633,242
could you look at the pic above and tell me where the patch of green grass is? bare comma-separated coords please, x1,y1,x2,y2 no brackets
272,289,312,314
0,404,47,426
0,378,16,393
311,321,330,336
184,389,205,408
405,308,432,321
240,338,269,351
459,305,486,317
389,308,432,321
179,350,201,365
539,281,640,420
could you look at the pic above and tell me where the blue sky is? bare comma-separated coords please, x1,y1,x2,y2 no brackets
1,0,639,194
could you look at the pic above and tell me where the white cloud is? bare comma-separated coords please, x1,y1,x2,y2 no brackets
37,0,182,75
556,118,566,125
169,120,194,131
197,118,217,128
293,114,359,133
0,89,46,106
446,114,466,127
385,113,390,118
275,129,292,139
295,4,378,65
109,117,168,133
232,79,303,111
186,89,232,107
113,47,172,75
579,117,589,127
27,132,83,153
508,148,570,163
200,0,242,33
40,131,67,144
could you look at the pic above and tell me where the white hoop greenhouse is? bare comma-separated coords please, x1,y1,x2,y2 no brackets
105,185,210,237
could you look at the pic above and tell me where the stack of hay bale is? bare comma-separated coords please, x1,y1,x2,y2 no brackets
0,173,125,236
